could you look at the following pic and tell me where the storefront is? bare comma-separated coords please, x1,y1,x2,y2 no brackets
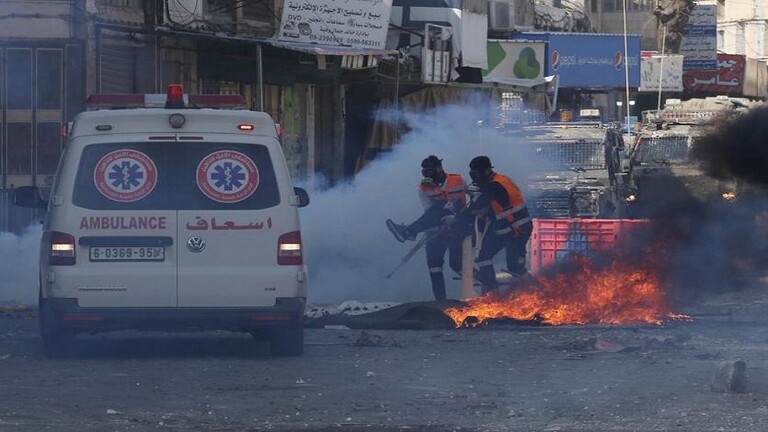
513,32,642,122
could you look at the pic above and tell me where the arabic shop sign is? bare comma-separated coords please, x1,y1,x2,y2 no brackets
639,54,683,92
279,0,393,50
683,54,745,94
483,41,545,82
679,4,717,71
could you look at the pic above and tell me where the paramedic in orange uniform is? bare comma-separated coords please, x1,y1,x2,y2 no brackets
386,156,468,300
460,156,533,294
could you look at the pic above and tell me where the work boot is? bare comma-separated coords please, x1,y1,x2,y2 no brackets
429,272,447,301
386,219,414,242
476,265,498,295
498,270,533,286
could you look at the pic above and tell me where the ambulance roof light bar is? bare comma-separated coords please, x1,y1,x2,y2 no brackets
85,90,248,110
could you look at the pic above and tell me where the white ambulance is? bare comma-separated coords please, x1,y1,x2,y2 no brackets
13,85,309,357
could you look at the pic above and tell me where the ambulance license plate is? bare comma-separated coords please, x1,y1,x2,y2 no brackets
89,246,165,262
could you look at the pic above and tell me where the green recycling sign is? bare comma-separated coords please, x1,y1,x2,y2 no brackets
483,41,545,81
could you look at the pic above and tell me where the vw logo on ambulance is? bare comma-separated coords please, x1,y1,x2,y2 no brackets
186,236,206,253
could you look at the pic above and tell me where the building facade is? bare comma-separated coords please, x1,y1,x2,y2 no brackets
0,0,394,231
1,0,85,232
716,0,768,97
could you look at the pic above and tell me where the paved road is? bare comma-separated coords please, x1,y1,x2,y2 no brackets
1,303,768,432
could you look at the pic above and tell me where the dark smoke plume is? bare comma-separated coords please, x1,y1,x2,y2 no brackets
679,104,768,301
692,105,768,184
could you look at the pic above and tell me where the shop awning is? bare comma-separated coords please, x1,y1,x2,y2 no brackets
477,75,556,89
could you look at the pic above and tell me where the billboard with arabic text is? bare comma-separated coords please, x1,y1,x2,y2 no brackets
683,54,745,94
639,54,684,92
515,32,640,88
679,5,717,71
279,0,393,50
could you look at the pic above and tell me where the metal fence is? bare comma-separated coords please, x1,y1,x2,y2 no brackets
534,140,606,170
528,189,571,218
635,135,690,164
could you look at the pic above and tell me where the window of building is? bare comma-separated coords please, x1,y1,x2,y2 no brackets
602,0,653,12
718,29,725,51
602,0,617,12
102,0,141,7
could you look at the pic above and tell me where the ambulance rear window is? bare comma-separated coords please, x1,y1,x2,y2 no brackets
72,142,280,210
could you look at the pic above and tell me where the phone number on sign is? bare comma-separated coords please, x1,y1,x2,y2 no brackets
309,35,381,48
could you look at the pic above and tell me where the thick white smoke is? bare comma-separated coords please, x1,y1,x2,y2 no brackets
0,101,542,306
0,224,41,306
301,101,541,303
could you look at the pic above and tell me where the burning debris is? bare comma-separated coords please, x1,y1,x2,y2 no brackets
444,254,690,327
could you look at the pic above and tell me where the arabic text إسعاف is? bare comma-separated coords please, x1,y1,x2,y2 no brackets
185,216,273,231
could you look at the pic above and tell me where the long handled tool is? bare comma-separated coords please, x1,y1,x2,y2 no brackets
385,230,441,279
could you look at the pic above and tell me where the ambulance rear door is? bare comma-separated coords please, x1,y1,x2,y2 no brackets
175,137,294,307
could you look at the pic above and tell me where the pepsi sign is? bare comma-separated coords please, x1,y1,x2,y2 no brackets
516,32,641,88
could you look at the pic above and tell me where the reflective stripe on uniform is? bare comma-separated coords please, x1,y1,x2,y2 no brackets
511,216,532,227
495,226,512,235
429,267,443,273
475,259,493,267
495,203,527,220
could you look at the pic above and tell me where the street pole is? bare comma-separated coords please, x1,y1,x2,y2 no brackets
257,44,264,112
461,236,476,299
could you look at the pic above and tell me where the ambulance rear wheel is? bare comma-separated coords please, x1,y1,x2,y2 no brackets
38,293,75,358
269,324,304,357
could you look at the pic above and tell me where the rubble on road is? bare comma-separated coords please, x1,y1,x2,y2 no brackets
304,300,462,330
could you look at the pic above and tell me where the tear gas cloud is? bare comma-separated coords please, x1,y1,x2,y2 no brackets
0,224,41,306
300,98,547,304
5,99,763,306
0,98,545,306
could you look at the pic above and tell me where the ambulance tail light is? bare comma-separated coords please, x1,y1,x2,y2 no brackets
45,231,76,265
165,84,185,108
277,231,303,265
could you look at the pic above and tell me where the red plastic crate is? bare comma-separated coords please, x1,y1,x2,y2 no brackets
529,218,652,275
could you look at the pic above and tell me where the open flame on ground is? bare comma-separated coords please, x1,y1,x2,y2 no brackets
444,255,690,327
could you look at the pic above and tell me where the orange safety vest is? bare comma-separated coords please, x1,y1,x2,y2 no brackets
488,173,531,234
419,173,467,209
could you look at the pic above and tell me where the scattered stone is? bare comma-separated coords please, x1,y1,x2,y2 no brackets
711,360,748,393
352,331,401,347
595,339,625,353
696,352,725,360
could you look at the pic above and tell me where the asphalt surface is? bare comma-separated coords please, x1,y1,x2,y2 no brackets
2,292,768,432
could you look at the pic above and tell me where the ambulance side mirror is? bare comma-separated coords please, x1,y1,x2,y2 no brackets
294,187,310,208
12,186,48,209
